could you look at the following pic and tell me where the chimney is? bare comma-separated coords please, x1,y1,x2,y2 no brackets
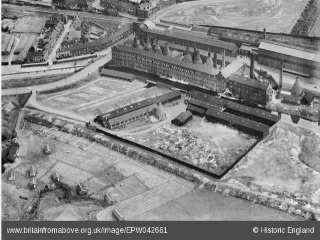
263,28,267,40
250,52,255,79
213,52,218,68
279,60,283,90
222,49,226,68
162,43,171,56
193,48,202,64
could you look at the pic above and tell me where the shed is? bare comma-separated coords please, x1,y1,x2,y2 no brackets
187,104,206,116
171,111,192,126
301,91,315,105
282,95,301,105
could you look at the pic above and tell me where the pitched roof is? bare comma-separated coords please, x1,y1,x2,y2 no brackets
228,74,269,90
291,78,303,96
259,40,320,63
141,25,238,52
114,45,216,75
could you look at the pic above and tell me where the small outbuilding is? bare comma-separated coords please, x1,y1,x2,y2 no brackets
171,111,192,126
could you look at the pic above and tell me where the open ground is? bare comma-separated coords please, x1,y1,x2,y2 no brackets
2,122,302,221
155,0,308,33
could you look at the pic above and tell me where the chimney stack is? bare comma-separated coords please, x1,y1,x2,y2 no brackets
263,28,267,40
250,52,255,79
279,60,283,90
222,49,226,68
213,52,218,68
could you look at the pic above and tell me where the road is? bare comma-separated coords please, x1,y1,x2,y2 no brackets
3,3,133,24
2,48,112,96
7,36,20,65
47,20,72,65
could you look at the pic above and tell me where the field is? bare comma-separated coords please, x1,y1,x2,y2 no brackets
224,121,320,206
2,123,190,220
2,122,299,220
12,16,47,34
158,0,308,33
38,76,171,119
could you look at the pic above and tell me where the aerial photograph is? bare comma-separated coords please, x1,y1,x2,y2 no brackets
1,0,320,222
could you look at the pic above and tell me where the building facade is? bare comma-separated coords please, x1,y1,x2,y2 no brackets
56,24,132,59
227,74,273,106
101,0,176,19
257,40,320,78
134,23,238,57
111,44,226,92
95,91,181,129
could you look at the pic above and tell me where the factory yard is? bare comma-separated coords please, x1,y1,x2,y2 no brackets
38,75,171,119
37,74,259,177
124,112,258,177
157,0,308,33
2,122,301,221
224,121,320,206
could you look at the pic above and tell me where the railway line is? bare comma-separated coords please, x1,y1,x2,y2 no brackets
2,50,112,96
2,3,134,23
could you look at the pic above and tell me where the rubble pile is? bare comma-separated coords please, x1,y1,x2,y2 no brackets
142,127,219,171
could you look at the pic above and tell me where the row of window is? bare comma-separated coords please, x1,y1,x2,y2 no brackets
113,50,224,91
109,111,150,129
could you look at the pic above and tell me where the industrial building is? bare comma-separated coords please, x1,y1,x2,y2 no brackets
101,0,176,19
94,91,181,129
205,106,270,138
257,40,320,78
171,111,192,126
188,90,279,126
112,36,273,106
227,74,273,106
111,43,227,92
134,23,238,58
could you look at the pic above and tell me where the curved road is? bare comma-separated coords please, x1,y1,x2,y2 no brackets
2,49,112,96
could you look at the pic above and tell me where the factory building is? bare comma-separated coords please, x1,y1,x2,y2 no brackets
134,23,238,59
101,0,176,19
112,36,273,106
94,91,181,129
227,74,273,106
257,40,320,78
111,41,227,92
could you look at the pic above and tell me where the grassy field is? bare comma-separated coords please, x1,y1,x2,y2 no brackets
39,76,146,115
2,120,302,220
160,0,308,33
224,121,320,206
